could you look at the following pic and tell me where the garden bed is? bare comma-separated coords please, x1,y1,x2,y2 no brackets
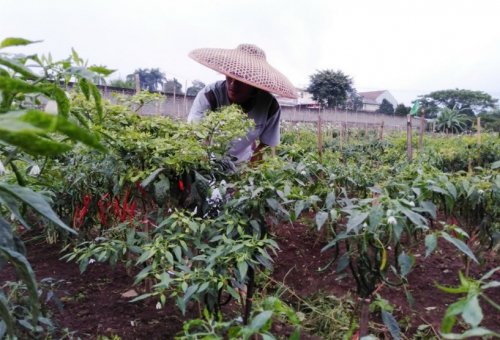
6,221,498,339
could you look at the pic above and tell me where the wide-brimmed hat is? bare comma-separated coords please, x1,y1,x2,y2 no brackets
189,44,298,99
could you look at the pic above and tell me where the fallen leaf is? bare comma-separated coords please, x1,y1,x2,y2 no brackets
121,289,138,298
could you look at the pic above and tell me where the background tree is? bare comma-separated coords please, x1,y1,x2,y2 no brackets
307,70,354,109
377,99,394,114
477,109,500,133
126,68,166,91
186,80,206,96
435,107,471,133
340,90,364,111
395,103,410,116
109,78,134,89
163,78,184,95
419,89,498,118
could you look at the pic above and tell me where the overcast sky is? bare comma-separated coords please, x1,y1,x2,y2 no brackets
2,0,500,105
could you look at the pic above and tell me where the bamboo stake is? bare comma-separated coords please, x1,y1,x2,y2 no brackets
173,81,177,118
339,123,343,150
407,114,413,161
317,111,323,163
477,117,481,145
134,73,140,94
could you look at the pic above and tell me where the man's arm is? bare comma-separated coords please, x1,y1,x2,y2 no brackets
187,87,211,122
250,142,275,163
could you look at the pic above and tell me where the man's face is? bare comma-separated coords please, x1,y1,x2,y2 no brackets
226,76,257,104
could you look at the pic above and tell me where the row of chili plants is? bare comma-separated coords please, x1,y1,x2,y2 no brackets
2,37,498,338
38,99,500,338
276,125,499,338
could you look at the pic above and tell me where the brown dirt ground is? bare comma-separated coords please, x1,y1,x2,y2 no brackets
1,221,499,339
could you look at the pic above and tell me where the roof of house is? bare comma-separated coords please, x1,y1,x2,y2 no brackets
359,90,386,101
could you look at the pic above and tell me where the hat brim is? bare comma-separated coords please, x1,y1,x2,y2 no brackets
189,47,298,99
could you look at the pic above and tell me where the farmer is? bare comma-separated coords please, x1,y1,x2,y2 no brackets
187,44,297,163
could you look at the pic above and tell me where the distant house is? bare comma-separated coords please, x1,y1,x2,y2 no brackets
359,90,398,112
275,88,318,109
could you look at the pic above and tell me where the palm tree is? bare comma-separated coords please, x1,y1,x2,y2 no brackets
435,107,471,133
148,68,167,91
126,68,166,91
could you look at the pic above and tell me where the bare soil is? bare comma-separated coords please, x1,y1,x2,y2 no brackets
2,221,499,339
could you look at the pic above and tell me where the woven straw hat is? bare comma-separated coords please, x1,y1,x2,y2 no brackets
189,44,298,99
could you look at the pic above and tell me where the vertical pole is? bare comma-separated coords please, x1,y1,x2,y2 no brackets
184,80,188,118
407,114,413,161
477,117,481,145
340,123,344,150
134,73,140,94
243,267,255,325
418,109,425,150
135,74,141,114
317,111,323,163
379,121,384,140
173,82,177,119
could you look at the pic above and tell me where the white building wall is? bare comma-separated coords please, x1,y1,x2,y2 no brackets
376,91,398,108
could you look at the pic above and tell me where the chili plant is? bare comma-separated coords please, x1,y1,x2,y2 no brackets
131,209,279,317
0,37,106,338
437,267,500,339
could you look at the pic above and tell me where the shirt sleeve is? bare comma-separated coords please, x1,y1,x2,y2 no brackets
259,103,281,147
187,87,210,122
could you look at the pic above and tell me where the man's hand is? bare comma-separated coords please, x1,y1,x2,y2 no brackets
250,143,274,164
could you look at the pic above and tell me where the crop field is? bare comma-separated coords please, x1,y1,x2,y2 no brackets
1,40,499,340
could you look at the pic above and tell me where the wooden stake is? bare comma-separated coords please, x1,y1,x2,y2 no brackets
407,114,413,161
134,73,141,94
379,121,384,140
317,111,323,162
184,80,188,116
477,117,481,145
339,123,343,150
173,81,177,118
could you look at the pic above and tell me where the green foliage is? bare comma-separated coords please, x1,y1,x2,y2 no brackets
435,107,472,133
126,68,166,92
130,209,279,315
0,36,109,338
477,109,500,133
176,297,301,339
163,77,184,94
113,90,164,112
186,80,206,97
419,89,498,118
108,78,134,89
2,40,496,338
307,69,354,108
395,103,410,116
437,268,500,338
377,99,395,114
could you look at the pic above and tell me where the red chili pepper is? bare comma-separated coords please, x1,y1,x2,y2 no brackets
78,194,92,225
98,200,106,226
129,201,137,220
179,179,184,191
113,197,121,218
